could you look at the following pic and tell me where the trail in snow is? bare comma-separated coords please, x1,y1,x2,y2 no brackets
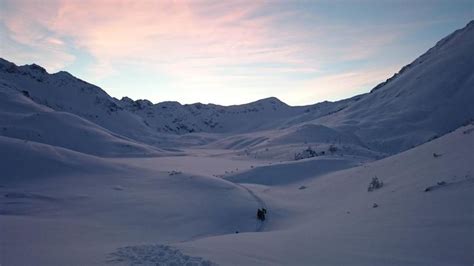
237,183,267,232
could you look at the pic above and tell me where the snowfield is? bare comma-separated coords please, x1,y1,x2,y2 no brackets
177,124,474,266
1,21,473,266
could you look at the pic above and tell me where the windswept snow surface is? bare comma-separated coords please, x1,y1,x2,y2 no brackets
176,124,474,266
1,21,474,266
0,147,263,265
3,124,469,265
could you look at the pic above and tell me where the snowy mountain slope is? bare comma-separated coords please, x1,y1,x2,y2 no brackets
130,20,474,155
176,123,474,266
0,57,368,159
0,57,366,137
212,20,474,157
0,135,120,184
128,17,474,151
0,59,167,146
119,96,363,135
314,20,474,154
0,84,163,156
2,21,472,156
0,58,355,154
121,96,300,134
201,123,383,163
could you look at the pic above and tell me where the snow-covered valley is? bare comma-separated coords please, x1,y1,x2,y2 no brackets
1,21,473,266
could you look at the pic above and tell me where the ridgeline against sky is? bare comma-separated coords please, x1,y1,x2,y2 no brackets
0,0,472,105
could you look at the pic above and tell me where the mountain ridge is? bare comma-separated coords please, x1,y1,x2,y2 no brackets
0,20,473,156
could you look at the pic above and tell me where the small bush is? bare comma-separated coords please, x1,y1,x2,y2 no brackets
368,177,383,192
294,146,317,160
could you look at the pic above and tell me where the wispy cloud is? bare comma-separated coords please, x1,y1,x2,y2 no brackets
0,0,470,104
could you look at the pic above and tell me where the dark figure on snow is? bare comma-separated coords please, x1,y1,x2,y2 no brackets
257,208,266,221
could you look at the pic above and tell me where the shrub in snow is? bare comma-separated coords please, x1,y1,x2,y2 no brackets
368,177,383,192
463,127,474,134
168,170,182,176
424,180,447,192
329,144,338,153
294,146,317,160
21,90,30,98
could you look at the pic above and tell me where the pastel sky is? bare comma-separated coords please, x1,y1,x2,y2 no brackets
0,0,472,105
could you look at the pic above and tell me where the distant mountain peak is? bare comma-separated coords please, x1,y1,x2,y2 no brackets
0,57,14,66
252,97,287,106
24,63,47,74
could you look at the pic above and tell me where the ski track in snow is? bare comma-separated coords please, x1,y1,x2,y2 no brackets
238,184,267,232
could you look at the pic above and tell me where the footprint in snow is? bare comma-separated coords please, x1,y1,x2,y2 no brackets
107,244,216,266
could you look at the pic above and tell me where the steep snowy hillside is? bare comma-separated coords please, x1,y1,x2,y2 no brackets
0,84,163,156
121,20,474,153
205,20,474,158
0,59,166,146
315,20,474,153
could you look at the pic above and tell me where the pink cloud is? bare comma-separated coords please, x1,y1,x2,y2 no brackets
2,0,409,76
36,0,291,78
52,2,265,54
1,0,422,105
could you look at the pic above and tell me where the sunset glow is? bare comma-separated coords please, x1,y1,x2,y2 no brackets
0,0,472,105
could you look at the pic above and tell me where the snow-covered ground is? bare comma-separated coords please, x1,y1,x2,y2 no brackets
1,124,472,265
177,124,474,266
1,21,473,266
0,142,263,265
